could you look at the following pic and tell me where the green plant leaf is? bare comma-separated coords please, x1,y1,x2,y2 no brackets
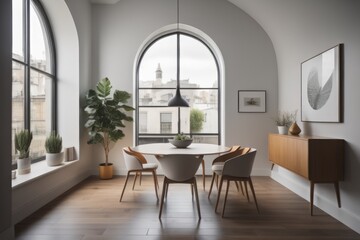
96,78,112,98
84,119,95,128
114,90,131,103
109,130,125,142
118,105,135,111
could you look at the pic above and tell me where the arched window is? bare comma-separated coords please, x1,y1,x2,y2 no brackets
136,32,220,145
12,0,56,163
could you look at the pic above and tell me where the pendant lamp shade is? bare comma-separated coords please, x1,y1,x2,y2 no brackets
168,0,189,107
168,87,189,107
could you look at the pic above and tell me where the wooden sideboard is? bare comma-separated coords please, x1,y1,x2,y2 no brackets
268,133,344,215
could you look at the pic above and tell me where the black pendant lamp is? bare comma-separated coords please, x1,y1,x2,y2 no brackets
168,0,189,107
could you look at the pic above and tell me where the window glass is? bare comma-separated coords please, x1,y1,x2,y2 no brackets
30,1,52,73
139,35,176,88
12,0,56,164
12,0,24,62
137,33,219,145
12,61,25,164
180,35,218,88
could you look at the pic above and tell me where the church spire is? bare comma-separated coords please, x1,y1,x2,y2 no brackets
156,63,162,80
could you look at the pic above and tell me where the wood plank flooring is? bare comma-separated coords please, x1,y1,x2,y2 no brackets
15,176,360,240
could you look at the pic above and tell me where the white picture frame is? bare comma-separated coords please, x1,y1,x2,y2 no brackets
301,45,341,122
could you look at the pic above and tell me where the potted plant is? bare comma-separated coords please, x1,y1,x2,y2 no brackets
169,133,193,148
84,77,134,179
45,131,64,166
15,129,32,174
275,111,293,134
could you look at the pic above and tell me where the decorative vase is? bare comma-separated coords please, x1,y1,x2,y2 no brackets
17,157,31,174
46,152,64,166
99,163,113,180
277,126,288,135
289,121,301,135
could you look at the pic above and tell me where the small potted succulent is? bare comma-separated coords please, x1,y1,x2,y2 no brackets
45,131,64,166
15,129,33,174
169,133,193,148
275,111,293,134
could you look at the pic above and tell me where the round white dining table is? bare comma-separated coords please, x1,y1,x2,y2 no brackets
131,143,230,156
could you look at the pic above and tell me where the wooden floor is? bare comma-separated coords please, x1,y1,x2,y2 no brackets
15,176,360,240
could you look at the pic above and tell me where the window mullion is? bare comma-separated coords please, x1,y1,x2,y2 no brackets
24,0,31,130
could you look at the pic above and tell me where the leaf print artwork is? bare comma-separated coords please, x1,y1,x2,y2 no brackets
307,68,333,110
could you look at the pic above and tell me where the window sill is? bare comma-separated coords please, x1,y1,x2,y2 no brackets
12,159,79,189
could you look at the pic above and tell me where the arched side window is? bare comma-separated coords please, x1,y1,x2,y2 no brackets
136,32,220,145
12,0,56,163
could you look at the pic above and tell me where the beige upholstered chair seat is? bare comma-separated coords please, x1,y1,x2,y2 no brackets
143,163,158,170
211,164,224,174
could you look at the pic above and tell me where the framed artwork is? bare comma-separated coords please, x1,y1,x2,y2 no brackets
238,90,266,113
301,45,341,122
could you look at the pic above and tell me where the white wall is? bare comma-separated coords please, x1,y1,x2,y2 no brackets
231,0,360,233
0,1,14,238
12,0,94,224
91,0,278,176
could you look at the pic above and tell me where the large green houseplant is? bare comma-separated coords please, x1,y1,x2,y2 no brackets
84,77,134,179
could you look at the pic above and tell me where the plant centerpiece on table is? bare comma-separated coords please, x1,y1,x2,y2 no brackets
169,133,193,148
15,129,33,174
45,131,64,166
84,77,135,179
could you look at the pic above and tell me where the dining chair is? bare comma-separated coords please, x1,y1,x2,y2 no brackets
213,148,259,217
120,147,159,202
208,145,243,197
156,154,203,219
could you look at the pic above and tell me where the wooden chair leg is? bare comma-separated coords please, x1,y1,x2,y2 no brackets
191,184,194,198
132,172,138,190
193,178,201,219
216,174,219,189
248,178,260,213
165,182,169,199
202,159,205,190
239,181,245,196
235,181,240,191
215,176,224,213
152,170,159,200
222,179,230,218
208,172,216,198
120,172,131,202
139,172,142,186
159,178,167,219
244,181,250,202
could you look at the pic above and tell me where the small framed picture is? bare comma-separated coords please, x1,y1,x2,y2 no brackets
238,90,266,113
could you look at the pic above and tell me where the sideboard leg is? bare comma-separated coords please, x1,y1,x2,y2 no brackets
271,163,274,170
310,182,315,216
334,182,341,208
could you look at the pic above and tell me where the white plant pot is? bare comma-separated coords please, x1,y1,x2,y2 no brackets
46,152,64,166
277,126,289,135
17,157,31,174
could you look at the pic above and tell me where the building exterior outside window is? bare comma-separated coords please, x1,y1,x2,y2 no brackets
136,32,220,145
12,0,56,164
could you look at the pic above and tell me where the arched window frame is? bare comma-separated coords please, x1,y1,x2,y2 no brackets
12,0,57,164
135,30,221,145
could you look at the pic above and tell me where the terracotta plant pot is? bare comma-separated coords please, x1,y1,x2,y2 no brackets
99,163,113,180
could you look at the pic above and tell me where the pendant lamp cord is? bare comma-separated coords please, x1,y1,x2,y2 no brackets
176,0,180,89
